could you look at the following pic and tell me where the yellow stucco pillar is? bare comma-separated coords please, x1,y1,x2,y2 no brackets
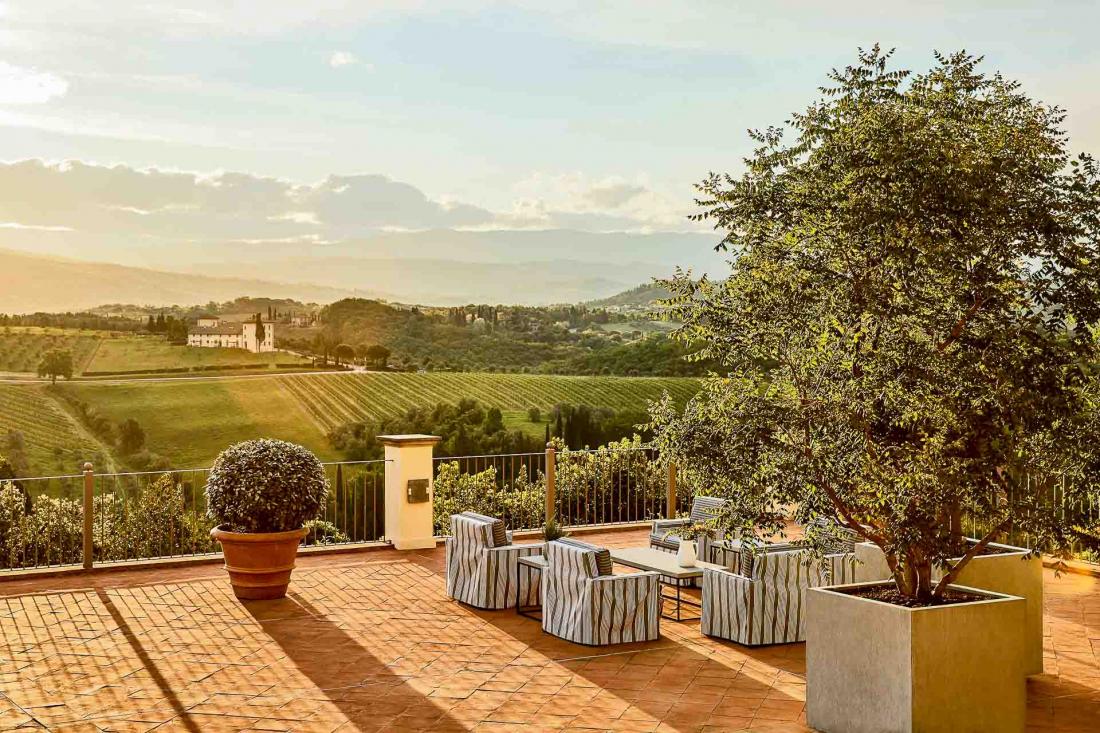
378,434,442,550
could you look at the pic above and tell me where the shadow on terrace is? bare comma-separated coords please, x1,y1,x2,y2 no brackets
0,528,1097,732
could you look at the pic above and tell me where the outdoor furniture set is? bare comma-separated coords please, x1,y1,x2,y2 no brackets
444,499,867,647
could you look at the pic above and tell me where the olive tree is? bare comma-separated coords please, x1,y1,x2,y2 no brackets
650,48,1100,602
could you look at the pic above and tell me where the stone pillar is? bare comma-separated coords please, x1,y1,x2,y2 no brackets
378,434,442,550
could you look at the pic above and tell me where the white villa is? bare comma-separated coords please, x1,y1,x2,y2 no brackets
187,316,275,353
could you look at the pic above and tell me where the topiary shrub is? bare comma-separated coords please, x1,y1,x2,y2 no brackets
205,439,328,533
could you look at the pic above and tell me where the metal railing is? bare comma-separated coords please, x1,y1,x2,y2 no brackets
432,443,689,535
0,460,388,572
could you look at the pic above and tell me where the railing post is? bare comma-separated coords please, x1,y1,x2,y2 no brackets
666,462,677,519
82,462,94,570
545,443,556,525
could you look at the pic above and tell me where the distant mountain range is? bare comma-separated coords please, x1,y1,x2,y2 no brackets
0,244,716,313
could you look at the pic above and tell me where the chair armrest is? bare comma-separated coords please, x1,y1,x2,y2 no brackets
651,518,690,535
486,542,543,555
592,570,661,587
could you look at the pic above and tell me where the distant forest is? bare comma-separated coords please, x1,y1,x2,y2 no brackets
281,297,712,376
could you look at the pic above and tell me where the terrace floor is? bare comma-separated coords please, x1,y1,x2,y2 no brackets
0,528,1097,732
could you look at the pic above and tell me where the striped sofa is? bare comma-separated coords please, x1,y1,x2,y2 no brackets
542,539,661,646
650,495,728,564
701,547,857,646
445,512,543,610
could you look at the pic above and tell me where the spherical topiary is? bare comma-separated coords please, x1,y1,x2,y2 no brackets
205,439,328,533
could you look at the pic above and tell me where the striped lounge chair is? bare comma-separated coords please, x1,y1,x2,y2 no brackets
445,512,542,610
700,546,857,646
542,539,661,646
651,490,730,563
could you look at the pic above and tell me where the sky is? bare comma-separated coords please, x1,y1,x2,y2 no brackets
0,0,1097,270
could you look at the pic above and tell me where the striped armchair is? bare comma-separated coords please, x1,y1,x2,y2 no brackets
701,548,857,646
445,513,542,610
650,495,728,564
542,539,661,646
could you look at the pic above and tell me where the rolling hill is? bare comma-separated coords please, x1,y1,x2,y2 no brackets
43,371,698,468
0,248,364,314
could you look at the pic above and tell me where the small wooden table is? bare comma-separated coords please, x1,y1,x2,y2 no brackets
609,547,726,621
516,554,547,620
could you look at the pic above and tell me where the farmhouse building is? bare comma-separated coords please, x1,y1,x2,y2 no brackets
187,316,275,353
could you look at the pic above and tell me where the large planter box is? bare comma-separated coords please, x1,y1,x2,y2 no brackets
854,540,1043,675
806,582,1026,733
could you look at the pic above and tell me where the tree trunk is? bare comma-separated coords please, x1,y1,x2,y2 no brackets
895,554,936,604
948,502,964,554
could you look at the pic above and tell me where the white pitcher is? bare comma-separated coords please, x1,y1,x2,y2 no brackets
676,539,697,567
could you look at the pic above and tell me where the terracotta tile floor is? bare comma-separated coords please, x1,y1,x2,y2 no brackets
0,528,1097,732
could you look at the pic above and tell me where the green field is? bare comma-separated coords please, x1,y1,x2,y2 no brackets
278,372,698,431
0,327,104,374
0,384,108,475
48,372,698,468
85,338,310,373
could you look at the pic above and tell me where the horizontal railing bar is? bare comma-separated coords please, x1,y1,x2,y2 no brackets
433,452,544,461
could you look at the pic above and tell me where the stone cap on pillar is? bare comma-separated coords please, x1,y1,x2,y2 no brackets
377,434,442,446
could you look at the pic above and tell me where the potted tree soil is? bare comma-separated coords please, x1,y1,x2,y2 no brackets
207,439,329,600
648,48,1100,733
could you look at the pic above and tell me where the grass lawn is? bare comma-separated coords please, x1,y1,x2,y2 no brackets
85,337,310,373
57,378,336,468
502,410,551,441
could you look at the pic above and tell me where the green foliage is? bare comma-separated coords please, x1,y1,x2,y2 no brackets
0,473,216,569
37,348,73,384
302,518,351,545
651,48,1100,602
432,460,546,533
539,334,713,376
542,517,569,542
117,418,146,454
205,439,329,533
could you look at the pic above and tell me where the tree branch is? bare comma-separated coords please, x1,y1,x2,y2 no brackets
932,517,1012,597
937,293,984,352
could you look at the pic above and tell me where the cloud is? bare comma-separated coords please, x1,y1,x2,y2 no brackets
0,160,701,258
0,62,67,104
583,182,647,209
328,51,358,68
504,172,701,232
0,160,499,242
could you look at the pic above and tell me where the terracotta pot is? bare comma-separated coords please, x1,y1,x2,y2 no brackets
210,525,309,600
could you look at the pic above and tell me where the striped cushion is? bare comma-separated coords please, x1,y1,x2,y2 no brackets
461,511,509,547
557,537,613,576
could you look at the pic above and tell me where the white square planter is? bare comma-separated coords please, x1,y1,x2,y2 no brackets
806,582,1026,733
853,541,1043,675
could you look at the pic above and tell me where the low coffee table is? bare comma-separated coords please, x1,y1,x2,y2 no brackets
515,554,547,620
609,547,725,621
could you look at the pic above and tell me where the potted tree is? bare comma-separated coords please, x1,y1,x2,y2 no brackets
207,439,329,600
649,48,1100,733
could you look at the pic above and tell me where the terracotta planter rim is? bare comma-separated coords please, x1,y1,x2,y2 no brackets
211,525,309,543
